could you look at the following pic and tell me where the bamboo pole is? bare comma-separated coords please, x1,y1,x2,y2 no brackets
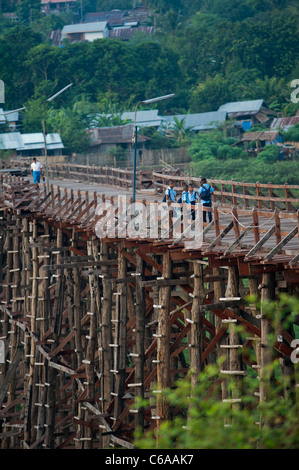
134,253,145,432
156,252,172,441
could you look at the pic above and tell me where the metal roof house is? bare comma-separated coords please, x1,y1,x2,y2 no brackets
88,124,151,157
61,21,109,43
121,110,163,129
161,111,227,132
270,116,299,132
41,0,78,15
0,132,64,156
218,100,275,130
0,109,20,131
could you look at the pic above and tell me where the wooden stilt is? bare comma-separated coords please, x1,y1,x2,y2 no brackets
156,252,172,441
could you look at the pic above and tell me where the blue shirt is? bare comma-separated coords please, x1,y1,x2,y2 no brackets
199,184,214,204
187,190,199,204
181,191,188,203
165,186,176,202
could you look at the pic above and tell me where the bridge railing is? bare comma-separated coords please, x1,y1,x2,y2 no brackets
152,171,299,212
8,161,299,212
48,163,153,191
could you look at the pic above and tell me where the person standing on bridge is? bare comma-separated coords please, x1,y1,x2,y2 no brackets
199,177,214,223
187,183,199,221
164,180,177,205
31,157,44,184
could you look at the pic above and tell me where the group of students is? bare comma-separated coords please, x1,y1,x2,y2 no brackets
164,178,214,223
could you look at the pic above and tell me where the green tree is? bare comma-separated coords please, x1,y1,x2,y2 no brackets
283,123,299,142
0,26,42,108
16,0,42,23
46,106,91,155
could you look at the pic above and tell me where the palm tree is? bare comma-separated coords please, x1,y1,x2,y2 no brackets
163,116,192,142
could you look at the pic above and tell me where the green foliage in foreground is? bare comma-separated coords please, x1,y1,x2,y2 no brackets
134,295,299,449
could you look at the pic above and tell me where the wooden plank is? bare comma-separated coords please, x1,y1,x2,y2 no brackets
245,225,275,258
264,226,298,261
207,221,234,251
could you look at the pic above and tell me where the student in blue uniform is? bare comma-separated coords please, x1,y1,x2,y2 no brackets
180,183,189,203
188,183,199,220
199,177,214,223
164,180,177,204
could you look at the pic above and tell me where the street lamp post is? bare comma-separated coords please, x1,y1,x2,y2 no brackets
132,93,175,206
43,83,73,191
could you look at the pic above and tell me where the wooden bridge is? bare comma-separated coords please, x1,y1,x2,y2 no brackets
0,165,298,449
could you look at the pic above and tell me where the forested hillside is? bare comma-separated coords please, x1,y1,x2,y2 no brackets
0,0,299,181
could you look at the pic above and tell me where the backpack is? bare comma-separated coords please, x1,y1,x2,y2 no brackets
200,185,211,202
162,195,167,202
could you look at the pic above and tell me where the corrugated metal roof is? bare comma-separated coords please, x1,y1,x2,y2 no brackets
162,111,227,131
62,22,108,35
90,124,149,145
218,100,266,114
241,131,280,142
0,108,19,123
109,26,154,39
0,132,63,151
121,110,162,128
270,116,299,131
0,132,23,150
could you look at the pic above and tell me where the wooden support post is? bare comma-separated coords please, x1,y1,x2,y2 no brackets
44,226,64,449
29,219,39,444
259,273,275,405
113,243,127,422
224,266,244,412
189,263,205,392
214,267,229,401
134,253,145,432
156,252,172,440
100,242,112,417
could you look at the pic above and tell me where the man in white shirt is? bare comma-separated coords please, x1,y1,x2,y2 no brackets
30,158,44,184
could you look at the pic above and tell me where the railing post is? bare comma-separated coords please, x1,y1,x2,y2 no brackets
256,182,262,210
252,208,260,244
274,209,281,246
284,183,292,212
232,206,240,239
242,181,249,209
231,179,237,206
213,204,220,237
268,182,275,211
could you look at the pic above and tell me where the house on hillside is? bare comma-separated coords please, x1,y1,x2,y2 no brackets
61,22,109,42
218,100,275,131
0,109,21,132
0,132,64,157
82,8,153,41
41,0,78,15
83,7,150,26
108,26,154,40
121,110,163,130
240,130,282,147
270,115,299,132
88,124,151,157
161,111,228,134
